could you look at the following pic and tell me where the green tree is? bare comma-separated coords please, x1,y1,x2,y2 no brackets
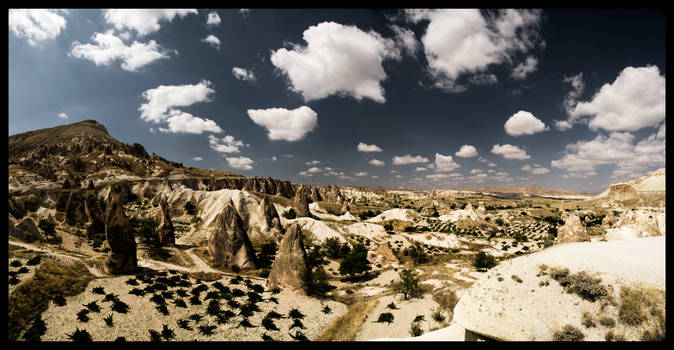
392,268,421,300
256,242,277,269
473,251,498,270
338,243,370,278
407,242,428,265
322,237,349,259
184,201,197,215
133,217,162,255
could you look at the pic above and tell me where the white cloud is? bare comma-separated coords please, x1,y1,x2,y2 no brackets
149,128,156,134
209,134,248,153
271,156,278,161
232,67,256,82
434,153,460,172
521,164,549,174
414,167,427,172
240,9,250,17
554,72,586,131
551,129,665,181
426,173,449,180
226,156,253,171
372,175,379,179
57,112,69,119
491,144,530,160
521,164,532,172
406,9,542,92
307,167,322,173
570,65,666,132
510,56,538,80
192,156,203,161
488,162,497,167
202,35,220,49
298,171,312,177
103,9,197,37
470,169,482,174
369,159,385,166
9,9,67,46
395,174,403,178
355,171,368,177
504,110,548,136
247,106,318,142
158,110,222,134
206,12,221,26
139,80,214,123
392,154,429,165
357,142,383,152
455,144,478,158
270,21,399,102
306,160,320,165
390,24,419,57
70,30,171,72
468,73,498,86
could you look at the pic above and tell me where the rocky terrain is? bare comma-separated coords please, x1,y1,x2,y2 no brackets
8,120,665,342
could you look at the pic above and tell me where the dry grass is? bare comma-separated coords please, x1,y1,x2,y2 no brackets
618,284,665,329
315,299,379,341
8,257,94,340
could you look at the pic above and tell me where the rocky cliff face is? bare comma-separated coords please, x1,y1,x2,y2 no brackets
157,196,175,245
607,183,639,202
84,191,105,241
267,222,311,295
207,201,257,270
103,197,137,274
293,185,313,218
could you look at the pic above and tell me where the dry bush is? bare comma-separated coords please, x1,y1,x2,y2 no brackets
552,324,585,341
432,289,459,312
618,285,665,328
8,258,94,340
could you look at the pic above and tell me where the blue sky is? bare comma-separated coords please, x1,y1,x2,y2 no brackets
8,9,666,194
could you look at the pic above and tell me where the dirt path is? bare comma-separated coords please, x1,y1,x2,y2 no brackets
9,240,105,277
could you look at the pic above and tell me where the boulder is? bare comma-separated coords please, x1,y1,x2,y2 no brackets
157,196,175,245
103,198,138,274
84,192,105,241
368,243,399,267
10,215,44,242
606,209,662,240
267,222,311,295
64,190,87,227
476,202,487,216
319,185,344,203
293,185,313,218
555,214,589,244
207,201,257,270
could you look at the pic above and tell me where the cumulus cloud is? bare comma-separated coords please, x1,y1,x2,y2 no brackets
9,9,67,46
521,164,549,174
414,167,427,172
158,111,222,134
232,67,256,82
455,144,478,158
468,73,498,86
551,129,665,181
470,169,482,174
390,24,419,57
553,72,586,131
139,80,215,123
192,156,203,161
369,159,385,166
226,156,253,171
70,30,172,72
206,11,221,26
247,106,318,141
392,154,429,165
510,56,538,80
270,21,399,102
405,9,542,92
504,110,548,136
202,35,220,49
306,160,320,165
103,9,197,37
271,156,278,161
355,171,368,177
307,167,322,173
434,153,460,172
491,144,530,160
357,142,383,152
209,134,248,153
426,173,449,180
57,112,69,119
570,65,666,132
298,171,312,177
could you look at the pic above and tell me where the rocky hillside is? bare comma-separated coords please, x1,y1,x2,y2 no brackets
595,168,665,206
474,186,591,200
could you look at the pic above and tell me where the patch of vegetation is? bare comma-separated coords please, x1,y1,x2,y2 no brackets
148,329,162,342
288,308,305,320
338,243,371,278
52,294,67,306
605,330,625,341
546,267,608,302
409,321,423,337
104,314,114,327
322,237,351,259
8,259,93,341
599,317,615,328
22,316,47,341
67,327,93,342
473,251,498,270
111,299,129,314
289,318,306,329
282,208,296,220
322,305,332,314
392,268,421,300
552,324,585,341
184,201,197,215
511,275,523,283
256,241,278,269
581,312,596,328
161,324,175,341
618,285,665,328
261,316,279,331
376,312,394,325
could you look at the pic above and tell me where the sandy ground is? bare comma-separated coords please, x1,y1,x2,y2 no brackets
354,293,443,340
40,273,347,341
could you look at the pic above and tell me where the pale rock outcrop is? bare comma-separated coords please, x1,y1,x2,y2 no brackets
555,214,589,244
607,183,639,202
84,192,105,241
293,185,313,218
367,208,421,223
103,198,138,274
10,215,44,242
267,222,311,295
476,202,487,216
310,186,323,203
318,185,344,203
157,196,175,245
604,209,663,241
261,196,283,240
340,201,351,215
419,207,436,216
439,204,481,223
207,201,257,270
368,243,400,267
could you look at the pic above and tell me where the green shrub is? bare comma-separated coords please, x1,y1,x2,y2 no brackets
409,322,423,337
552,324,585,341
376,312,394,325
282,208,296,219
392,268,421,300
184,201,197,215
473,251,498,270
338,243,370,278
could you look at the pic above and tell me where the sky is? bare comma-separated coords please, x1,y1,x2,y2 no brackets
8,9,666,194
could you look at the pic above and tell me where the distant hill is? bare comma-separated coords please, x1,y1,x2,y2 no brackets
471,186,592,199
8,120,240,184
596,168,666,197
